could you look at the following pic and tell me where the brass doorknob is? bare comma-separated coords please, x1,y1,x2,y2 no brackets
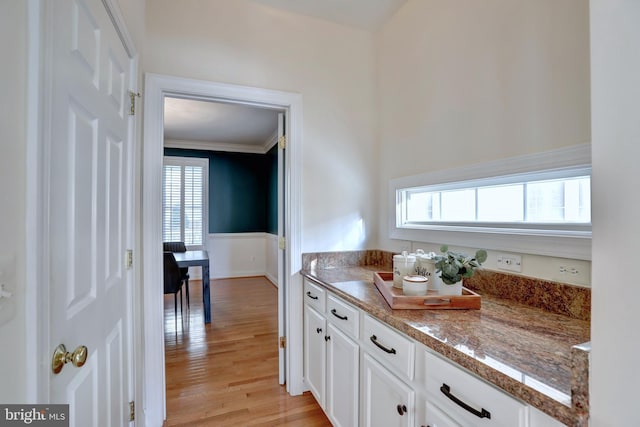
51,344,88,374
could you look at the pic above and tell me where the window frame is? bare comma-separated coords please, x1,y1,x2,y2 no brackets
389,144,592,260
162,156,209,249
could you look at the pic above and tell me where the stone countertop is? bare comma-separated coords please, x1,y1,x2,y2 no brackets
301,265,590,426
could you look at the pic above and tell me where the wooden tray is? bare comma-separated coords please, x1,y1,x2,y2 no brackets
373,272,481,310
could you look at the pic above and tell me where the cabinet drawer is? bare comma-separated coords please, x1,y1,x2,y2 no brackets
424,400,462,427
326,294,360,339
363,314,415,381
304,279,326,312
423,350,527,427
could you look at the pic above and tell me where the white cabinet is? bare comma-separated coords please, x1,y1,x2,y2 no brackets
303,279,359,427
327,293,359,338
529,406,566,427
423,400,462,427
304,304,326,406
363,314,415,381
326,323,359,427
303,278,566,427
422,349,527,427
304,279,326,312
362,352,415,427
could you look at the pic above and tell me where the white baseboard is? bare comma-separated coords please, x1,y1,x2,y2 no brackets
265,273,278,287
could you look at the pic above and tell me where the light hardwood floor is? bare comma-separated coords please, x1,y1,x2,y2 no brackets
164,276,331,426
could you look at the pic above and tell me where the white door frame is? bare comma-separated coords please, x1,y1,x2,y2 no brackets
141,73,304,425
25,0,139,409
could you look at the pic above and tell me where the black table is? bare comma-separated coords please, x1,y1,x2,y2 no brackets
173,250,211,323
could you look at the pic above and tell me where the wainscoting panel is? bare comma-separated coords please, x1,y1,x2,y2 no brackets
186,233,272,280
265,233,278,286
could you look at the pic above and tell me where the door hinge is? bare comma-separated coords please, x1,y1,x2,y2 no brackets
129,401,135,421
279,336,286,349
125,250,133,269
129,91,140,116
278,237,286,250
278,135,287,149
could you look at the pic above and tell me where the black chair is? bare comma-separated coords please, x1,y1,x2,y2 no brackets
163,252,185,321
163,242,190,309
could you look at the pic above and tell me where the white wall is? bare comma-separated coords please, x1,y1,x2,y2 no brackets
590,0,640,424
145,0,378,253
117,0,146,54
374,0,592,283
0,0,27,404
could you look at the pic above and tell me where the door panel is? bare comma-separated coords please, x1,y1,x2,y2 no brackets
46,0,134,425
67,353,98,427
106,321,125,426
105,134,123,289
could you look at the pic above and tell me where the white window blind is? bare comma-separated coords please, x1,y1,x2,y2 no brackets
162,157,208,247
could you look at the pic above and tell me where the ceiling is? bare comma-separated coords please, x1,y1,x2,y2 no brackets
249,0,407,32
163,1,407,151
163,97,280,149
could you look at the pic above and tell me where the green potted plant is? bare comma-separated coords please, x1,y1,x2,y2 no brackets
434,245,487,295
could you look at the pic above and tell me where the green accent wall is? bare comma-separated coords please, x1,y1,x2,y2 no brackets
164,147,278,234
266,144,278,235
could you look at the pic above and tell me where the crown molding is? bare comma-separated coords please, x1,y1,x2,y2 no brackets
164,138,267,154
164,132,279,154
263,129,278,152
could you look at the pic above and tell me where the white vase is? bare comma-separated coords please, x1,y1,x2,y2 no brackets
440,280,463,296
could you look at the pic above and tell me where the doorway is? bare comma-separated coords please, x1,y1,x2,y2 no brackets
141,73,304,426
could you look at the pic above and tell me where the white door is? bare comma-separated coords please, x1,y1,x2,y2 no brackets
277,112,286,384
45,0,135,425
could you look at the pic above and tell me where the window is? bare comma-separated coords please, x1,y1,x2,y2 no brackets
162,156,208,248
399,170,591,230
390,145,592,260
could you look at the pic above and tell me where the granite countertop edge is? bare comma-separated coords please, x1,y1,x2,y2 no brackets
301,268,588,427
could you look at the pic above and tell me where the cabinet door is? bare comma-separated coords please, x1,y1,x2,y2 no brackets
362,353,415,427
304,304,326,406
326,323,359,427
423,400,462,427
529,406,565,427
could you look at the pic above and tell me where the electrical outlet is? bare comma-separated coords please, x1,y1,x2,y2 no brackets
552,259,591,286
559,265,582,277
0,253,16,326
496,253,522,273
